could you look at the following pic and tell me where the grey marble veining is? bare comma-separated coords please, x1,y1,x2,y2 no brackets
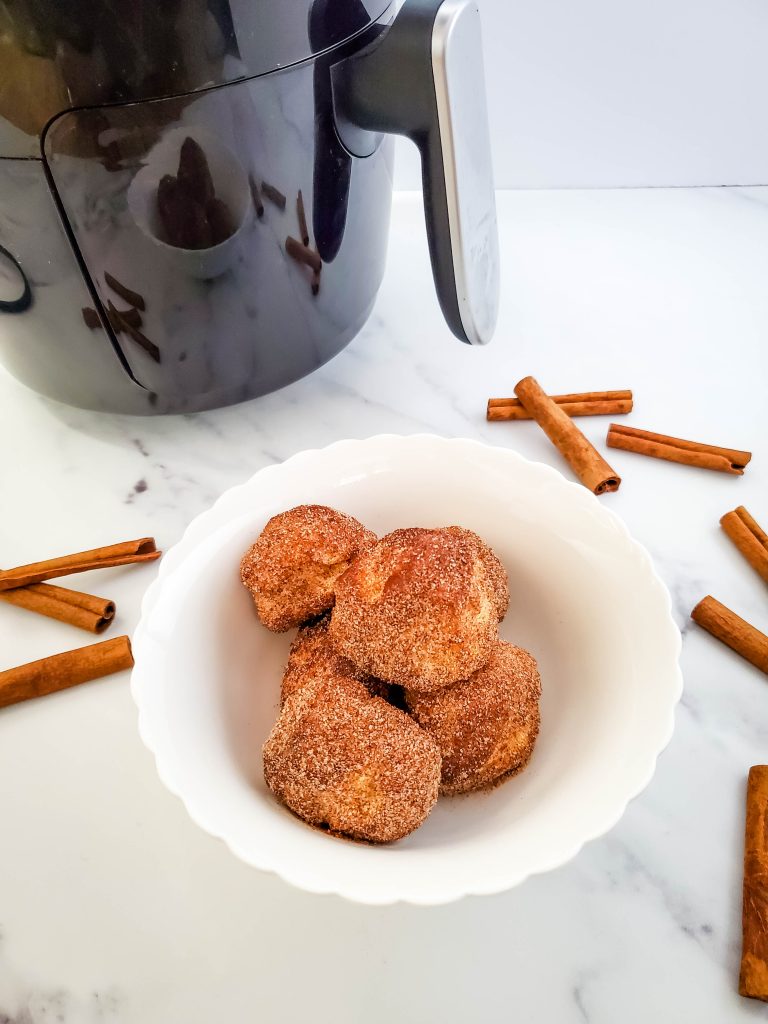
0,189,767,1022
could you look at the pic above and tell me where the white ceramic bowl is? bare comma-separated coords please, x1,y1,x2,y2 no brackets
127,126,251,280
131,436,682,906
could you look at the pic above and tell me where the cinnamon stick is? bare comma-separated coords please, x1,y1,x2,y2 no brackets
285,236,322,275
249,176,264,218
721,507,768,585
107,305,142,332
488,390,633,422
297,190,310,246
176,136,215,207
85,305,143,333
206,197,235,246
108,303,161,364
607,424,751,475
0,635,133,710
261,181,286,211
311,270,321,297
82,307,101,330
691,596,768,674
741,765,768,1001
0,538,160,592
0,579,115,633
104,271,146,311
514,376,621,495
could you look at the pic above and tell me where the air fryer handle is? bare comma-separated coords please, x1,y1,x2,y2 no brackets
332,0,499,345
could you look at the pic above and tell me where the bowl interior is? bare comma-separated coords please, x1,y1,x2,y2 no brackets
134,440,680,904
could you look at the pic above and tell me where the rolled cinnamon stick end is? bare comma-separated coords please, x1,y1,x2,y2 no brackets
249,176,264,218
0,635,133,710
487,390,633,421
607,424,751,475
741,766,768,1000
0,581,115,633
691,596,768,674
176,136,215,207
285,236,322,275
721,508,768,585
514,376,621,495
0,538,160,592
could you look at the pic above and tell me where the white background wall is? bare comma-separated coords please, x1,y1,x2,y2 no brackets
394,0,768,189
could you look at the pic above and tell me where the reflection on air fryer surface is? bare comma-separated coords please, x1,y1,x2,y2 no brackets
157,138,235,250
43,63,394,407
0,0,499,413
0,0,392,144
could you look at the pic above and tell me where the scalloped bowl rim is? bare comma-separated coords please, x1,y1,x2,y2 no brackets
131,435,683,906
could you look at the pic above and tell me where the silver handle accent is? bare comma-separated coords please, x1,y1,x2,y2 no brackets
432,0,499,344
330,0,500,346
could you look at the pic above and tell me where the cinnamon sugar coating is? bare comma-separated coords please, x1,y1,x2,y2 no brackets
405,641,541,795
281,616,391,705
329,527,505,692
445,526,510,621
263,675,441,843
240,505,376,632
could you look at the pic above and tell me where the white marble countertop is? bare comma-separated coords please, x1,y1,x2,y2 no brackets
1,188,768,1023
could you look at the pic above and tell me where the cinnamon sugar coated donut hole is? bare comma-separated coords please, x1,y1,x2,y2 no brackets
405,641,541,795
329,527,507,692
245,508,539,845
281,616,391,705
445,526,510,621
240,505,376,632
263,675,441,843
